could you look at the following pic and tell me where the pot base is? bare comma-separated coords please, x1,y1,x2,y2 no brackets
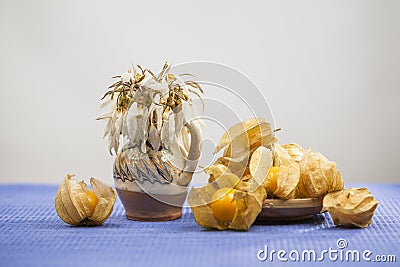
116,188,186,221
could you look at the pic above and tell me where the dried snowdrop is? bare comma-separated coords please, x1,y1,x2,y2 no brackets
97,62,203,156
322,188,379,228
55,174,116,226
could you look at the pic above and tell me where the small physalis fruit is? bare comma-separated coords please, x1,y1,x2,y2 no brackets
282,143,305,163
249,146,273,190
214,118,276,155
322,188,379,228
210,187,237,222
204,164,229,183
188,173,267,231
264,159,300,199
273,143,292,166
55,174,116,226
266,166,280,193
297,149,344,198
84,189,99,216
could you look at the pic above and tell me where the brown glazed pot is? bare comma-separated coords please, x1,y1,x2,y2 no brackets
113,121,201,221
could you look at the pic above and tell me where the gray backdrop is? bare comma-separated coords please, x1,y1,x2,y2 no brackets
0,0,399,184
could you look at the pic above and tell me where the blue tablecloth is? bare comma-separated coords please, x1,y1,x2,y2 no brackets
0,184,399,267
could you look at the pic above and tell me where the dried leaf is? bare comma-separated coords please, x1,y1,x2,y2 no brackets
160,119,170,148
99,96,112,109
168,113,176,144
322,188,379,228
98,63,203,156
181,126,191,153
148,125,161,151
174,109,184,138
96,112,112,120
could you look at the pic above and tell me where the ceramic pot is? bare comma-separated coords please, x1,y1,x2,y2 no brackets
113,121,201,221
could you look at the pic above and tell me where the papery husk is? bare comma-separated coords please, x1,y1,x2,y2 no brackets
214,118,276,179
273,143,292,166
322,188,379,228
249,146,273,192
262,158,300,199
188,173,266,231
205,164,229,183
282,143,305,163
222,121,277,160
240,173,253,182
229,182,266,230
297,149,344,198
214,156,249,178
273,159,300,199
55,174,116,226
215,118,270,153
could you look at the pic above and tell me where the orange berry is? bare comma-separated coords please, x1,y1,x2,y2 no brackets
85,190,99,216
267,166,280,192
210,187,237,222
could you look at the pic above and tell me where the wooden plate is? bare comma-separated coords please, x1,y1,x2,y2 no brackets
256,198,323,222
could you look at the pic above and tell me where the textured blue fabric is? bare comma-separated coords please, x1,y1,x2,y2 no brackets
0,184,399,267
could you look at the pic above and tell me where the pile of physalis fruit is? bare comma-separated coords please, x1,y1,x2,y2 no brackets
188,118,379,231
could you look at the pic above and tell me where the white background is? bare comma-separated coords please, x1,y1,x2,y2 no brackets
0,0,399,184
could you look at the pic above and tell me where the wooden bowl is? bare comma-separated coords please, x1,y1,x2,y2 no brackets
256,198,323,222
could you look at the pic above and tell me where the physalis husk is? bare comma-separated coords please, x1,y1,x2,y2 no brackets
188,173,266,231
55,174,116,226
252,144,299,199
271,159,300,199
214,118,276,154
216,118,276,173
204,164,229,183
322,188,379,228
249,146,273,191
297,149,344,198
273,143,292,166
282,143,305,163
211,118,277,179
259,159,300,199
